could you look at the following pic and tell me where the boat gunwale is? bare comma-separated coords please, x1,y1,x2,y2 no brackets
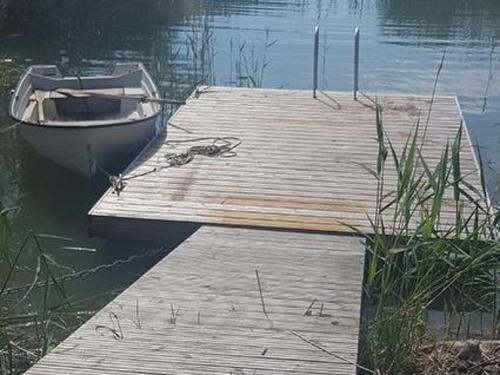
9,112,162,130
8,63,164,129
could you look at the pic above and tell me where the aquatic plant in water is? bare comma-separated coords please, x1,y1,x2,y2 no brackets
354,105,500,374
229,29,277,88
0,226,73,373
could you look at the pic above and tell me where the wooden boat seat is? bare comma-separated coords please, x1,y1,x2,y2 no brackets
31,87,146,101
22,101,38,122
22,100,144,125
25,87,148,124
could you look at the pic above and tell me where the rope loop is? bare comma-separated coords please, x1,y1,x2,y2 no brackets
165,151,194,167
95,136,242,195
163,137,241,166
109,174,125,195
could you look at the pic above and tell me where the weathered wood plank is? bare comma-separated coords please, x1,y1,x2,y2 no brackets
89,87,481,237
25,226,366,375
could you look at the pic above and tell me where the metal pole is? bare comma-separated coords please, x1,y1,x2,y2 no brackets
354,27,360,100
313,26,319,98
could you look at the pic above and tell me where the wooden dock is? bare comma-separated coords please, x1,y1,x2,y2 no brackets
25,87,484,374
89,87,481,238
26,226,365,375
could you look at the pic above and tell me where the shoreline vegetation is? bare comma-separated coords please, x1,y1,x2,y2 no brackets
355,105,500,374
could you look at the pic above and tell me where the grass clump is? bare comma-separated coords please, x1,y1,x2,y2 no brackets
0,201,167,373
228,29,276,88
0,228,73,373
0,205,91,373
365,302,427,373
356,105,500,374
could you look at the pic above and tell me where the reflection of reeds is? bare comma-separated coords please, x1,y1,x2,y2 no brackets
148,20,277,111
185,16,215,88
230,29,277,88
482,37,496,113
183,18,277,89
150,42,183,117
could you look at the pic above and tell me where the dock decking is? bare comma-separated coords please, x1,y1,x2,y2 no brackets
25,87,484,375
90,87,481,238
26,226,365,375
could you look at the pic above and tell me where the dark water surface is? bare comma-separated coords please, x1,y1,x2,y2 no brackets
0,0,499,314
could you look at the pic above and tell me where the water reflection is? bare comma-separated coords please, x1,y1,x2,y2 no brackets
0,97,20,210
377,0,500,41
0,0,498,313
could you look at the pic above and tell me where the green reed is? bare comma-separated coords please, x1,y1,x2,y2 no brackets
0,206,73,374
147,19,276,109
354,105,500,374
0,204,168,373
229,29,276,88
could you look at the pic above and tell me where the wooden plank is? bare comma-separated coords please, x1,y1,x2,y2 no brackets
89,86,482,238
25,226,366,375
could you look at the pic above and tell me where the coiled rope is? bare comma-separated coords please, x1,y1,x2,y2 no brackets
96,137,242,195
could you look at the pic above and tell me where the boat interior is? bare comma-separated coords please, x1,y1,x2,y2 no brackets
11,64,161,126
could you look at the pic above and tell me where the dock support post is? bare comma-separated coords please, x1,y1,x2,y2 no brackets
313,26,319,98
354,27,360,100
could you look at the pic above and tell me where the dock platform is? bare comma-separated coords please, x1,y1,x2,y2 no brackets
26,226,365,375
89,87,481,238
26,87,484,375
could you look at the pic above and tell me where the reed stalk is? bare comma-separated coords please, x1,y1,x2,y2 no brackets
356,105,500,374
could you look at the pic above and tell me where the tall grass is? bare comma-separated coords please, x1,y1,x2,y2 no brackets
0,201,170,373
228,29,277,88
185,17,216,89
0,201,90,373
0,226,73,373
152,19,276,100
356,106,500,374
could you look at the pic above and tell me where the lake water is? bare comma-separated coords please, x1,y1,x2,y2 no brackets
0,0,499,326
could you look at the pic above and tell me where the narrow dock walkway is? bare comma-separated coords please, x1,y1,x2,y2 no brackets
90,87,481,238
26,226,365,375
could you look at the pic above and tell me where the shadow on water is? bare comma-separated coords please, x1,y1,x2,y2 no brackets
18,139,99,236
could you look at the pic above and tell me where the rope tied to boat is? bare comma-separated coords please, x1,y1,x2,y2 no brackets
96,137,242,195
109,174,126,194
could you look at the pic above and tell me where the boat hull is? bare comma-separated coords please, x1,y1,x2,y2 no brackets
20,115,160,178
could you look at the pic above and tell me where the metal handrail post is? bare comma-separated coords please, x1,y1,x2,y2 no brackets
354,27,360,100
313,26,319,98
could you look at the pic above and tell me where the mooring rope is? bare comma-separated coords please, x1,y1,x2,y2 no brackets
95,137,242,195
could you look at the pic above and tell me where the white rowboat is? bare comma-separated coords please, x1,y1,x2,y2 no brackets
9,63,163,177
